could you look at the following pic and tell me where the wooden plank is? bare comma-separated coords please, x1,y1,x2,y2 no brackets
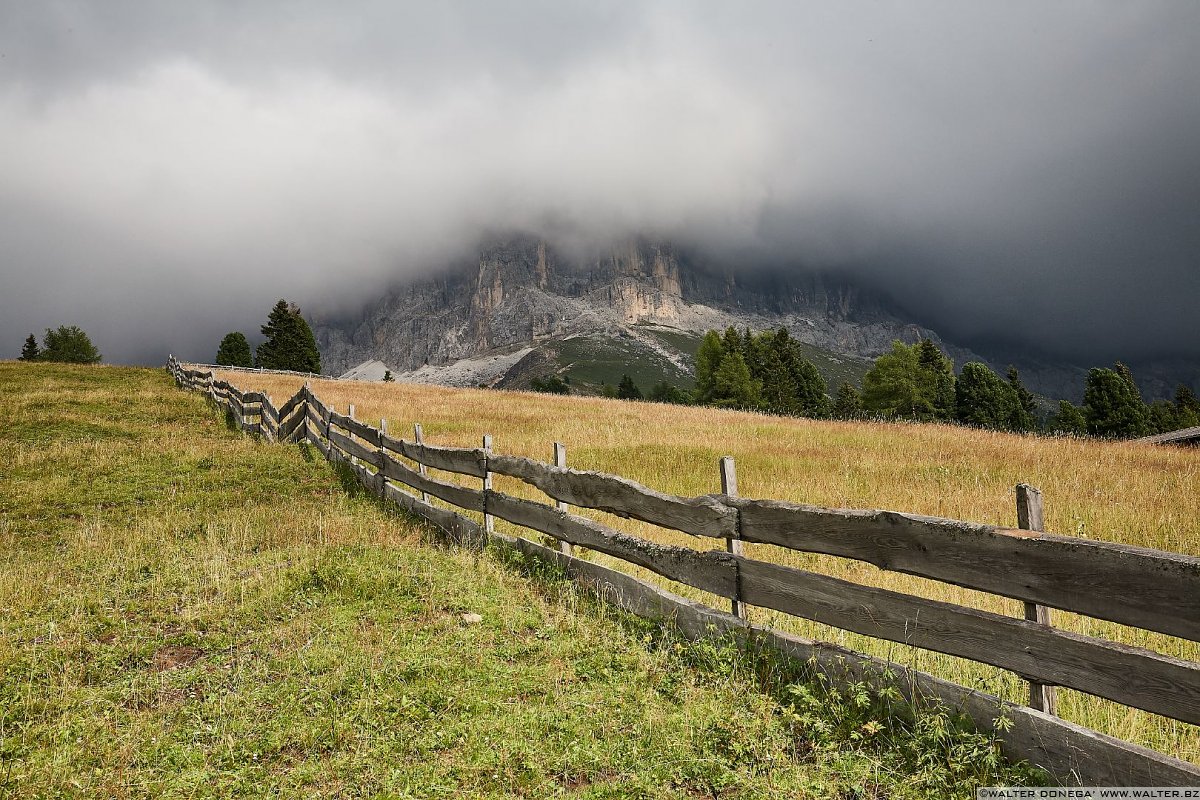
378,432,488,478
732,497,1200,642
305,390,330,423
486,490,737,597
328,410,381,446
305,402,325,432
1017,484,1058,716
486,453,737,539
553,442,573,557
482,435,494,534
242,391,267,404
259,397,280,425
277,391,304,420
736,557,1200,726
278,407,305,440
328,427,380,466
486,531,1200,787
380,453,486,512
381,482,486,549
307,428,331,460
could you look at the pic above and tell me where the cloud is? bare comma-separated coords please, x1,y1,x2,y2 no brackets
1,1,1198,366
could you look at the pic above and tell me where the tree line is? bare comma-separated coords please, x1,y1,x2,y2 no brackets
553,327,1197,441
17,326,102,364
214,299,322,374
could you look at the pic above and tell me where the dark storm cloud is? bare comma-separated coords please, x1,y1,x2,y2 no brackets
1,1,1197,365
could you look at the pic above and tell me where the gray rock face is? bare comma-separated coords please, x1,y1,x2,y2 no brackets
313,235,981,382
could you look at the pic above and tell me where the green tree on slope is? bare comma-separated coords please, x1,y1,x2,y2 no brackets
1083,364,1149,438
40,326,101,364
19,334,39,361
215,332,253,367
255,300,321,374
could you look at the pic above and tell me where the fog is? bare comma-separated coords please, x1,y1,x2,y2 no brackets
1,1,1198,366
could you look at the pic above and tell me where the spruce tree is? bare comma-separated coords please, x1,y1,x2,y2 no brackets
1173,385,1200,428
915,339,955,421
955,362,1017,429
694,331,725,404
1083,365,1150,438
1050,400,1088,436
40,326,101,364
862,341,930,419
833,382,863,419
711,352,759,408
19,333,39,361
215,332,253,367
1006,366,1037,432
616,374,643,400
255,299,321,373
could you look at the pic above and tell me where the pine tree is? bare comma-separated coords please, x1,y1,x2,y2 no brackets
616,374,643,400
1083,365,1150,438
255,300,321,373
833,382,863,419
215,332,253,367
1173,385,1200,428
711,352,759,408
915,338,955,421
19,333,39,361
1050,400,1088,436
862,341,931,419
694,331,725,404
40,326,101,364
382,370,395,383
955,362,1018,429
1005,366,1037,432
648,381,690,404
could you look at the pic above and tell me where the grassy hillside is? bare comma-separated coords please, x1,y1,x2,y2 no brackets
0,362,1041,798
217,369,1200,765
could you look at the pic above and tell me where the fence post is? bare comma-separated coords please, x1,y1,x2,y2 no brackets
377,419,388,496
301,382,311,443
347,404,358,467
264,394,275,442
414,423,430,503
720,456,746,620
553,442,574,557
482,434,494,534
1016,483,1058,716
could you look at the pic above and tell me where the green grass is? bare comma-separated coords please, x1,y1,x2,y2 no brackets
555,335,693,393
0,362,1042,797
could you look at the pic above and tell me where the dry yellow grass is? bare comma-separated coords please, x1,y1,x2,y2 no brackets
214,369,1200,763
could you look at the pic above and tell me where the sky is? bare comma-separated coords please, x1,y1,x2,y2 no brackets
1,1,1198,367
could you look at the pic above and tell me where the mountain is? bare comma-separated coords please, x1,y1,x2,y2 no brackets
311,235,1196,402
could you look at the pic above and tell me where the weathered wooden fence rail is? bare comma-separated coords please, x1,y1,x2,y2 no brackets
167,357,1200,785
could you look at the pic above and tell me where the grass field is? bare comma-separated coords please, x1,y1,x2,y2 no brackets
0,362,1043,798
213,368,1200,765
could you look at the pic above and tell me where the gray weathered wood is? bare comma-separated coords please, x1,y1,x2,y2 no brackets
487,453,737,539
329,410,381,446
720,456,746,620
378,432,489,478
328,427,381,466
485,490,737,597
381,482,486,549
412,424,429,502
277,391,304,420
553,442,574,557
278,407,306,440
380,452,486,512
732,497,1200,643
305,390,331,423
483,435,494,534
1017,484,1058,716
305,402,325,432
736,556,1200,725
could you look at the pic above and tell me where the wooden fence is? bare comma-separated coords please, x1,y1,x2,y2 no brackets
167,357,1200,786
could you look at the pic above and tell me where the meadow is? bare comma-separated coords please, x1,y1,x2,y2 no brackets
0,362,1044,798
215,369,1200,765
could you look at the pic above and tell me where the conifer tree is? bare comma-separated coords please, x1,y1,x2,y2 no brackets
711,352,759,408
254,299,321,373
915,338,955,421
19,333,39,361
616,374,643,400
215,332,253,367
1083,365,1150,438
862,341,931,419
40,326,101,364
1173,385,1200,428
1005,366,1037,432
833,381,863,419
955,362,1018,429
694,331,725,403
382,370,395,383
1050,400,1088,436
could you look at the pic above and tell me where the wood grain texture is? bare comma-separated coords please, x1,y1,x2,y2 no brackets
732,497,1200,642
380,452,486,512
277,407,305,439
329,411,381,446
486,453,737,539
276,391,304,420
737,557,1200,725
378,433,488,478
328,427,380,466
380,482,486,548
485,490,737,597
